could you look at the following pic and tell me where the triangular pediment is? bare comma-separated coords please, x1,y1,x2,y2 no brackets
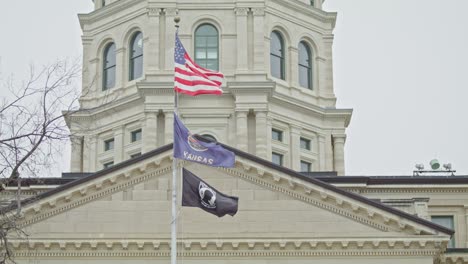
15,144,451,251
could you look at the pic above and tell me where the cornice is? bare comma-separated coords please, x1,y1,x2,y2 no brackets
9,238,445,258
228,81,275,96
70,93,143,122
442,253,468,264
269,0,337,30
270,94,352,126
216,159,441,237
79,0,146,30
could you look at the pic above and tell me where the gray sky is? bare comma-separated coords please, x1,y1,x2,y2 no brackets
0,1,467,176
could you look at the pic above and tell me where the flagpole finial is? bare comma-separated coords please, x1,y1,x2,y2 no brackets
174,16,180,27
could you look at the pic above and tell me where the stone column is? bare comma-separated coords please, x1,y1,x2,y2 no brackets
164,8,178,71
115,47,125,89
235,7,249,72
236,110,248,151
113,126,124,164
266,116,273,161
252,8,265,72
83,135,97,172
255,111,268,158
143,112,158,153
146,7,160,73
164,111,174,144
318,135,326,171
321,34,335,99
463,206,468,248
289,47,299,87
70,135,83,172
332,134,346,176
290,125,301,171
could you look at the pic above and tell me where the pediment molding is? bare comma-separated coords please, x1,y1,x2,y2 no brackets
225,158,442,236
9,238,446,258
15,148,449,240
18,154,173,228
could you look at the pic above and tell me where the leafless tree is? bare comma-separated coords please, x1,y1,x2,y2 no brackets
0,59,82,263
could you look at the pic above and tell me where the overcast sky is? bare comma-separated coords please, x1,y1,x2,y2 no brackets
0,1,467,176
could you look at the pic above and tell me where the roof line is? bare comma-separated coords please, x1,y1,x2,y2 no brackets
13,143,453,236
219,143,454,236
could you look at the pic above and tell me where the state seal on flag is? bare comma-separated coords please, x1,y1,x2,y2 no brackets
187,134,208,152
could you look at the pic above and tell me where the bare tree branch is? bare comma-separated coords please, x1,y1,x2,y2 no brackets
0,59,81,263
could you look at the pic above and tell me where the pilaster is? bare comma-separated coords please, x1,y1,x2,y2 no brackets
321,34,336,100
164,111,174,144
70,135,83,172
289,47,299,88
146,7,161,73
235,7,249,73
115,47,125,90
252,7,265,72
83,135,97,172
318,135,326,171
164,8,178,71
236,110,248,151
143,6,161,74
290,125,301,171
255,111,268,158
113,126,124,164
143,112,158,153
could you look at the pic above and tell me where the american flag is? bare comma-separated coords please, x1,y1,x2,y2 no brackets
174,33,224,96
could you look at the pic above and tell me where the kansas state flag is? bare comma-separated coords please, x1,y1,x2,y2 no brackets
173,113,235,167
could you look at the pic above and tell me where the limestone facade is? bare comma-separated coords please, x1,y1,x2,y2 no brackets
67,0,351,176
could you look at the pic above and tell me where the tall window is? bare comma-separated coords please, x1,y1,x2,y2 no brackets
103,42,116,90
194,24,219,71
431,216,455,248
270,31,285,80
129,32,143,81
298,41,312,89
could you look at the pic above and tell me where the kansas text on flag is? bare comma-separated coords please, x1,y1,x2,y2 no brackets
173,113,235,168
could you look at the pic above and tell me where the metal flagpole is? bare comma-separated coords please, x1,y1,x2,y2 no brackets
171,16,181,264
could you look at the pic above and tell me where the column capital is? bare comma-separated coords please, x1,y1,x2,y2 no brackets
332,134,347,143
112,126,125,134
252,7,265,16
164,8,178,16
290,125,302,134
235,7,249,16
235,110,249,116
147,7,161,17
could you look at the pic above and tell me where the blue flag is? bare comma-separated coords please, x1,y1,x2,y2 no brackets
173,113,235,167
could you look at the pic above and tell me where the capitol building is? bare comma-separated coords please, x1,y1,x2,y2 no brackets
5,0,468,263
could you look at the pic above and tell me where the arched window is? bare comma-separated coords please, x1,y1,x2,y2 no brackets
129,32,143,81
298,41,312,89
194,24,219,71
270,31,285,80
103,42,116,90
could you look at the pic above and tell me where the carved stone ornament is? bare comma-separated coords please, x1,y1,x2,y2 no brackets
235,7,249,16
147,7,161,17
252,8,265,16
165,8,178,17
